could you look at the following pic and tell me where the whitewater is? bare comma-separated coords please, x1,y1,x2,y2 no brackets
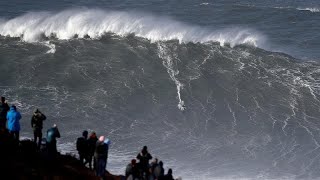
0,9,263,47
0,1,320,179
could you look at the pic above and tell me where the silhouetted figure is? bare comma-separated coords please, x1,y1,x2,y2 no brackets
76,130,88,165
87,131,98,170
46,124,60,157
0,97,9,129
125,159,140,180
6,105,21,142
95,136,110,179
31,109,46,149
0,128,16,157
161,169,174,180
136,146,152,179
154,161,164,180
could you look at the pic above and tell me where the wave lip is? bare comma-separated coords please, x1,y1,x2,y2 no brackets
0,8,265,47
297,8,320,12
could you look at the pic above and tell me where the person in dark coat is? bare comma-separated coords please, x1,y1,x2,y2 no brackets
0,97,9,129
136,146,152,179
76,130,88,165
161,169,174,180
87,131,98,170
31,109,46,149
6,105,21,142
46,124,60,157
125,159,140,180
94,136,110,179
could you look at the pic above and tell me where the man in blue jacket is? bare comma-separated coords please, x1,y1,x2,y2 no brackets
6,105,21,141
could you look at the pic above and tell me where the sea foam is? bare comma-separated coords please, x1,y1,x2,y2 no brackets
0,8,265,47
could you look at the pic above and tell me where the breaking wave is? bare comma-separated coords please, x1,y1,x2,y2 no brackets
297,8,320,13
0,8,265,47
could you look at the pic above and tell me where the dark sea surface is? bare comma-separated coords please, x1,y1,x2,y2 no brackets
0,0,320,179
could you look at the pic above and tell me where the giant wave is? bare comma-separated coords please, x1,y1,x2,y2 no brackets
2,7,320,180
0,8,264,47
1,36,319,179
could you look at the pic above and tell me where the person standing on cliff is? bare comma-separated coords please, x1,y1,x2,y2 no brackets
94,136,110,179
87,131,98,170
149,158,158,179
136,146,152,179
0,97,10,130
31,109,46,149
154,161,164,180
125,159,140,180
46,124,60,157
159,168,175,180
76,130,89,165
6,105,21,142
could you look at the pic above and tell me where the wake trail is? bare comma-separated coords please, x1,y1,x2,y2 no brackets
157,43,186,111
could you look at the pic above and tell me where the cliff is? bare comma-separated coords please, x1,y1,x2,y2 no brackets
0,129,124,180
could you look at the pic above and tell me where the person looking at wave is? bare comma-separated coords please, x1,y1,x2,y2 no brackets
31,108,46,150
150,158,159,180
76,130,89,165
159,168,175,180
137,146,153,179
87,131,98,170
0,97,10,130
6,105,21,142
125,159,139,180
154,160,164,180
95,136,110,179
46,124,60,157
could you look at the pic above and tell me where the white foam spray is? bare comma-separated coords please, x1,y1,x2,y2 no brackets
0,8,264,47
43,41,56,54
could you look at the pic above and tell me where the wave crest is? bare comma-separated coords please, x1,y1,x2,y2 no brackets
0,8,265,47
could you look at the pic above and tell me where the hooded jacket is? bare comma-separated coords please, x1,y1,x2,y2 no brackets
6,106,22,132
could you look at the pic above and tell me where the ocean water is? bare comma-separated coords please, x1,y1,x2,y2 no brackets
0,0,320,179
